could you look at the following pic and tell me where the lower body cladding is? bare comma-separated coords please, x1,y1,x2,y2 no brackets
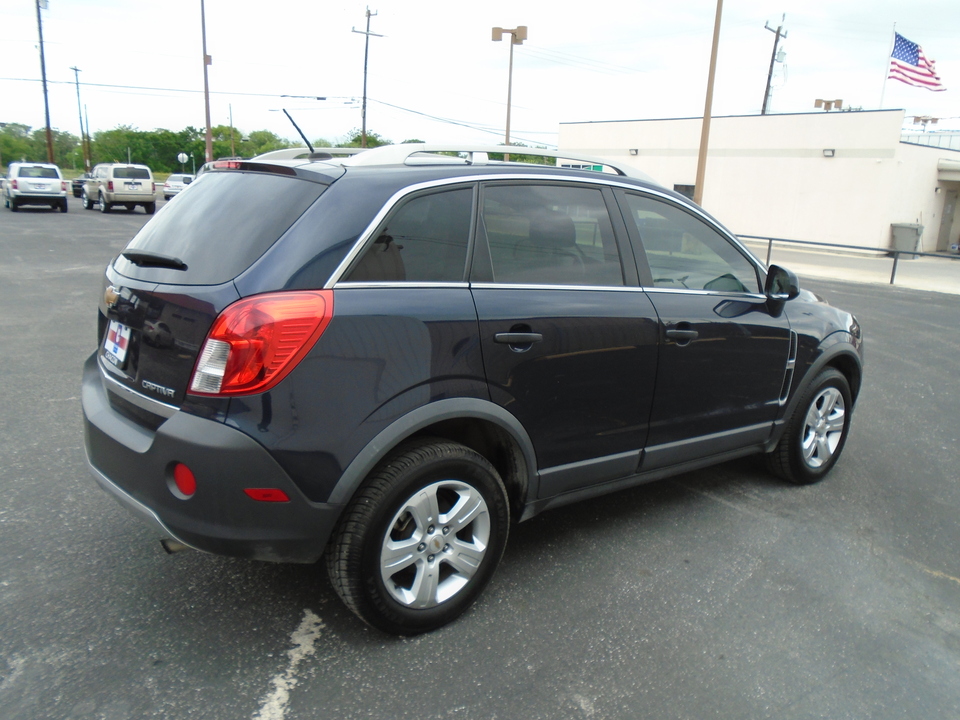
81,353,340,563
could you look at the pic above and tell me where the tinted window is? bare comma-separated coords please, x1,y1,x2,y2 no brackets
19,166,59,179
622,193,760,293
114,171,326,285
345,187,473,282
113,167,151,179
481,184,624,286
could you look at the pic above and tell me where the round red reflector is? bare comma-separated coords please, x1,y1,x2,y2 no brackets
173,463,197,497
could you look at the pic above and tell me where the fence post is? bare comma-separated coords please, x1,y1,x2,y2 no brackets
766,239,773,266
890,252,900,284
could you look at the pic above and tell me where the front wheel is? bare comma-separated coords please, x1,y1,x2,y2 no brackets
767,368,852,484
81,189,93,210
327,440,510,635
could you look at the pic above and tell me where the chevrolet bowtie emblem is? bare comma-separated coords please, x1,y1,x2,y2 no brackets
104,285,120,308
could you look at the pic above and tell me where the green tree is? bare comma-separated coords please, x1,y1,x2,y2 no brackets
1,123,34,170
341,128,391,147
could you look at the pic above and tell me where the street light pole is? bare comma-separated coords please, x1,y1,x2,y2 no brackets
492,25,527,162
200,0,213,162
761,18,787,115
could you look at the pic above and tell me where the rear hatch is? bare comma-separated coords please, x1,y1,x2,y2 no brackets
111,166,153,196
16,166,61,195
98,167,332,416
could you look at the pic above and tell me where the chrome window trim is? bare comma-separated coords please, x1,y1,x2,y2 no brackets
470,282,639,293
334,281,470,290
641,287,768,300
322,172,764,289
98,356,178,418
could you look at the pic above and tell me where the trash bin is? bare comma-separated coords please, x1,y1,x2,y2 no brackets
890,223,923,259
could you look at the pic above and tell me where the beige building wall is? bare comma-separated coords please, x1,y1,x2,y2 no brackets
560,110,959,253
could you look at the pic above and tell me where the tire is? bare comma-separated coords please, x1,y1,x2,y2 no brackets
163,195,172,201
60,198,68,213
144,202,156,215
767,368,852,484
81,189,93,210
327,440,510,635
10,198,18,212
99,192,111,213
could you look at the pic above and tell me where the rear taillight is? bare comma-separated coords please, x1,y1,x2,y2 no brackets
188,291,334,396
11,179,17,189
108,181,114,191
61,181,67,191
152,182,156,192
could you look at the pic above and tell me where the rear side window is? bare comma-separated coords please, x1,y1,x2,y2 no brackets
18,166,59,179
344,187,473,283
114,171,326,285
481,184,625,286
113,167,151,179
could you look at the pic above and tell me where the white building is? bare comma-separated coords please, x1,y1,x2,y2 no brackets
560,109,960,254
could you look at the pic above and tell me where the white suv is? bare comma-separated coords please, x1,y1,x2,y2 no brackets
82,163,156,214
3,162,68,212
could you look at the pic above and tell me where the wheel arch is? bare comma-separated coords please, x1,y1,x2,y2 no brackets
327,398,538,518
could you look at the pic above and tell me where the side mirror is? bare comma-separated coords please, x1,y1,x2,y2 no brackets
764,265,800,301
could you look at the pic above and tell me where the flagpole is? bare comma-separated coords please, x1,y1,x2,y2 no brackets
879,23,896,109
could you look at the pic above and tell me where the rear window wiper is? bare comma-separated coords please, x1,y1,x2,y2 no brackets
121,250,188,271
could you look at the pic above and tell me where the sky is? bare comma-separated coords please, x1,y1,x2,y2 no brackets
2,0,959,150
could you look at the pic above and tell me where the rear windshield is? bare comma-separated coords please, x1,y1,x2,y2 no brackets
19,166,59,178
114,171,327,285
113,167,151,179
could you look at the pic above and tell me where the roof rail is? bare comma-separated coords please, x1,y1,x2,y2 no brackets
252,147,368,161
338,144,659,184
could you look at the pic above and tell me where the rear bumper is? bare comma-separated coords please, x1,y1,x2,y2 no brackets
81,352,342,563
105,193,154,203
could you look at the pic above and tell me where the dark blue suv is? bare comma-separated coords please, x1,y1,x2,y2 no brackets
81,145,864,634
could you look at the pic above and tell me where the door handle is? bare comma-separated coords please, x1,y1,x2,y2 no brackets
665,326,698,345
494,332,543,345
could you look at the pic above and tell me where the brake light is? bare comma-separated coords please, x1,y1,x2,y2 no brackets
152,182,156,192
61,181,67,191
108,181,114,191
189,291,334,396
11,179,17,189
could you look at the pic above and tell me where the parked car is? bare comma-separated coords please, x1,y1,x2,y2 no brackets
72,172,94,197
82,145,864,635
162,173,194,201
4,162,68,212
82,163,156,214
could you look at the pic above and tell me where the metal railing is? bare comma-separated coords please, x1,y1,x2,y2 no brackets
738,234,960,286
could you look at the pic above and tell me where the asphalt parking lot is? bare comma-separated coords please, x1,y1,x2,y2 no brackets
1,196,959,720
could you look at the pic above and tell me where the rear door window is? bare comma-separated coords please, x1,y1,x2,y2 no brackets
114,171,327,285
480,184,625,287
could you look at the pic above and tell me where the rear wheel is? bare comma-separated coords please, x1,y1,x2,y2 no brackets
767,368,852,484
327,440,510,635
60,198,68,213
9,198,18,212
98,192,111,213
144,202,156,215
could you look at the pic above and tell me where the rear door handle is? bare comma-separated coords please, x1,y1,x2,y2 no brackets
494,332,543,345
665,326,698,345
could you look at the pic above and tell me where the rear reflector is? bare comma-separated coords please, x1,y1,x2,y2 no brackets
244,488,291,502
189,290,334,396
172,463,197,498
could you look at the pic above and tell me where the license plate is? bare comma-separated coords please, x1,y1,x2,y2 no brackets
35,183,48,190
104,320,132,367
128,182,141,189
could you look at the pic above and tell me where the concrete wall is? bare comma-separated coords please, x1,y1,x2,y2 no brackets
560,110,960,252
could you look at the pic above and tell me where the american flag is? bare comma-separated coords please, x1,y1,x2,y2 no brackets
889,33,945,91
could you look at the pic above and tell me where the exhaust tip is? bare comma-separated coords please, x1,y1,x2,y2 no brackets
160,538,190,554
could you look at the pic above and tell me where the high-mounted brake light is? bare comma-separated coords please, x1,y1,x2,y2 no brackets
189,291,334,396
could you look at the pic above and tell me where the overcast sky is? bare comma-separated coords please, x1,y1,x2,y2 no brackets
2,0,958,149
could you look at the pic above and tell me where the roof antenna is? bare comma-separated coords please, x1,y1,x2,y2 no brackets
282,109,314,153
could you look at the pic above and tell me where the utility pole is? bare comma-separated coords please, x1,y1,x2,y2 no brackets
70,66,91,171
352,8,382,148
229,104,235,157
35,0,55,163
761,17,787,115
693,0,723,207
200,0,213,162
